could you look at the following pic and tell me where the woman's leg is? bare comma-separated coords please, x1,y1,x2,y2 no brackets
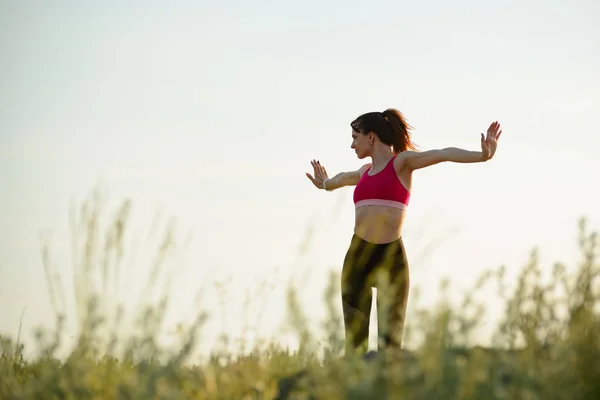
340,235,376,354
375,238,410,352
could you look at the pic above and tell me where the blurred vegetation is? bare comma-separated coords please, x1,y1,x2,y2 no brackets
1,189,599,399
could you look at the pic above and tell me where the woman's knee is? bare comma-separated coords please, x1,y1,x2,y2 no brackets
342,299,370,323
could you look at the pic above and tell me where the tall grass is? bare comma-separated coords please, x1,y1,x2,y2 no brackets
1,189,599,399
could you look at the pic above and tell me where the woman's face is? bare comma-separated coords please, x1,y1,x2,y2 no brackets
351,129,372,159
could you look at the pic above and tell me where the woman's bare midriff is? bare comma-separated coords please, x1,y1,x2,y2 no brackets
353,205,407,244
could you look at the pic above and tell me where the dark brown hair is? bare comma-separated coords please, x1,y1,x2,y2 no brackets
350,108,416,154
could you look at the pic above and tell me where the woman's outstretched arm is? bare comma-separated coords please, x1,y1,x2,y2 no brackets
399,121,502,171
306,160,371,191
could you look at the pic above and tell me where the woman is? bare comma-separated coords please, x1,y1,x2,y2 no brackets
305,108,502,356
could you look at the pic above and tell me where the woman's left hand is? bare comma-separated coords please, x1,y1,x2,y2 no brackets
481,121,502,161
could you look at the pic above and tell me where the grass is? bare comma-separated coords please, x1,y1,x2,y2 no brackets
1,188,599,399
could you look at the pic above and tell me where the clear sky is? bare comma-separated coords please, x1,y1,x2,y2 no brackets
1,0,599,359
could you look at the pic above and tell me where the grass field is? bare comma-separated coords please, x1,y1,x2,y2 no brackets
1,191,599,399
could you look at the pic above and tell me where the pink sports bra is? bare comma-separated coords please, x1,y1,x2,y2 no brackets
353,156,410,210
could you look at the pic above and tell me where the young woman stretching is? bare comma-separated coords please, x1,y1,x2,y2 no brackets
305,108,502,356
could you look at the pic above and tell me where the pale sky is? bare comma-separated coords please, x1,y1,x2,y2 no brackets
1,0,599,359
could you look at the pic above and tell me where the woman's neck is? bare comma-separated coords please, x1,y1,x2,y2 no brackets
370,146,395,170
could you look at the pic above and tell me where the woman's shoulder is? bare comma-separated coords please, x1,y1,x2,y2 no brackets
393,151,419,173
358,163,372,175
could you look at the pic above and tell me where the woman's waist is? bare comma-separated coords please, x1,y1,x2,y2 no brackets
354,206,406,242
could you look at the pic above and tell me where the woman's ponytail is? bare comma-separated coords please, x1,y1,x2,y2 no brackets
381,108,416,154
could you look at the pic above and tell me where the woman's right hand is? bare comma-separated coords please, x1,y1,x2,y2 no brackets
305,159,329,189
